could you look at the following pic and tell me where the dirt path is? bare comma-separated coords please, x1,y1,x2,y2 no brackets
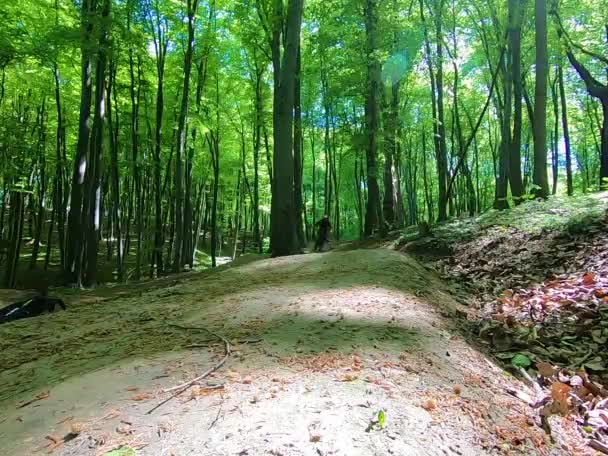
0,249,573,455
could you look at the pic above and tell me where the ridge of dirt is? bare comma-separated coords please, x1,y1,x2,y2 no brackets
398,194,608,453
0,248,572,455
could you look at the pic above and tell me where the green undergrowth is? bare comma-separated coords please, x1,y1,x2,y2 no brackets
400,192,608,251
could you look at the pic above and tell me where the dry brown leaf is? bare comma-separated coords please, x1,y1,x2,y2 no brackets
421,398,437,411
336,373,358,382
551,383,572,415
130,392,152,401
582,272,596,285
536,362,556,378
452,385,462,395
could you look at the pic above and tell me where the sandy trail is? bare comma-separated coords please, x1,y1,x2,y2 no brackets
0,248,565,455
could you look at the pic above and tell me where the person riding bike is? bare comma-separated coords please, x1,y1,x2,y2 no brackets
314,215,331,251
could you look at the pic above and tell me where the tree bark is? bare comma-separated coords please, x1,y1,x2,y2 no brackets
508,0,524,202
293,42,305,248
532,0,549,197
364,0,384,235
172,0,198,272
558,64,573,195
84,0,110,287
65,0,95,286
269,0,303,256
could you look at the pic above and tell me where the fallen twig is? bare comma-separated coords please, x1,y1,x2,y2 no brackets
518,367,544,399
209,398,224,430
590,439,608,455
17,390,50,409
146,326,231,415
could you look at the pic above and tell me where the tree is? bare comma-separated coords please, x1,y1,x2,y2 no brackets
364,0,384,235
532,0,549,197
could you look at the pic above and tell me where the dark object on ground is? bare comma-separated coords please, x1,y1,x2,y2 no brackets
0,292,66,324
314,216,332,252
418,221,431,237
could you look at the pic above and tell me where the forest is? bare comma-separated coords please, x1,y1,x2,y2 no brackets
2,0,608,453
0,0,605,288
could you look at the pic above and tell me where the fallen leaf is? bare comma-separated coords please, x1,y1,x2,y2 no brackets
130,392,152,401
421,399,437,411
582,273,596,285
551,383,572,415
536,362,556,378
336,373,358,382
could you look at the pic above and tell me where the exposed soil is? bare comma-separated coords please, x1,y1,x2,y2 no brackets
0,248,584,455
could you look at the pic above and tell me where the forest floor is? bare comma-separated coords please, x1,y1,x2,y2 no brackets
0,195,608,456
1,243,588,456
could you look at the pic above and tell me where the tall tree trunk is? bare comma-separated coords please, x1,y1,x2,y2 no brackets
52,65,66,268
252,56,263,253
150,4,169,276
172,0,198,272
496,36,511,210
558,64,573,195
30,99,47,269
65,0,95,286
293,42,305,248
382,80,398,227
107,58,123,280
550,72,559,195
433,0,449,220
269,0,303,256
532,0,549,197
364,0,384,235
3,192,24,288
508,0,524,202
84,0,110,287
419,0,446,222
127,0,142,278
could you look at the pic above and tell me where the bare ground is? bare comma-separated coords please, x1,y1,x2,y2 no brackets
0,248,584,455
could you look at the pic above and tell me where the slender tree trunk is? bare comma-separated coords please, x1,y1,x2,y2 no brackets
65,0,95,286
434,0,449,220
172,0,198,272
558,64,573,195
550,73,559,195
3,192,24,288
508,0,524,202
532,0,549,197
364,0,384,235
293,42,305,248
84,0,110,287
151,6,168,276
496,40,511,210
52,65,66,268
107,59,123,280
30,99,47,269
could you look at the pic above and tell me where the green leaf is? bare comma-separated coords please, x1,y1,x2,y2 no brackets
104,448,136,456
511,354,531,368
377,410,385,428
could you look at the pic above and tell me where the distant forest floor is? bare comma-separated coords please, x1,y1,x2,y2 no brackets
2,194,608,455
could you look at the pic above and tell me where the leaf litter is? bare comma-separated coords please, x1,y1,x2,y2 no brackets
404,193,608,452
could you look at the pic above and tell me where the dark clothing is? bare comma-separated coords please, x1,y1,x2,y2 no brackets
314,218,331,251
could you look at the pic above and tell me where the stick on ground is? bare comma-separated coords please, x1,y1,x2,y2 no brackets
146,325,231,415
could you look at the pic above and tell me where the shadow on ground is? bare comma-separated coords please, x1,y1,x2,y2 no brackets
0,248,455,404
